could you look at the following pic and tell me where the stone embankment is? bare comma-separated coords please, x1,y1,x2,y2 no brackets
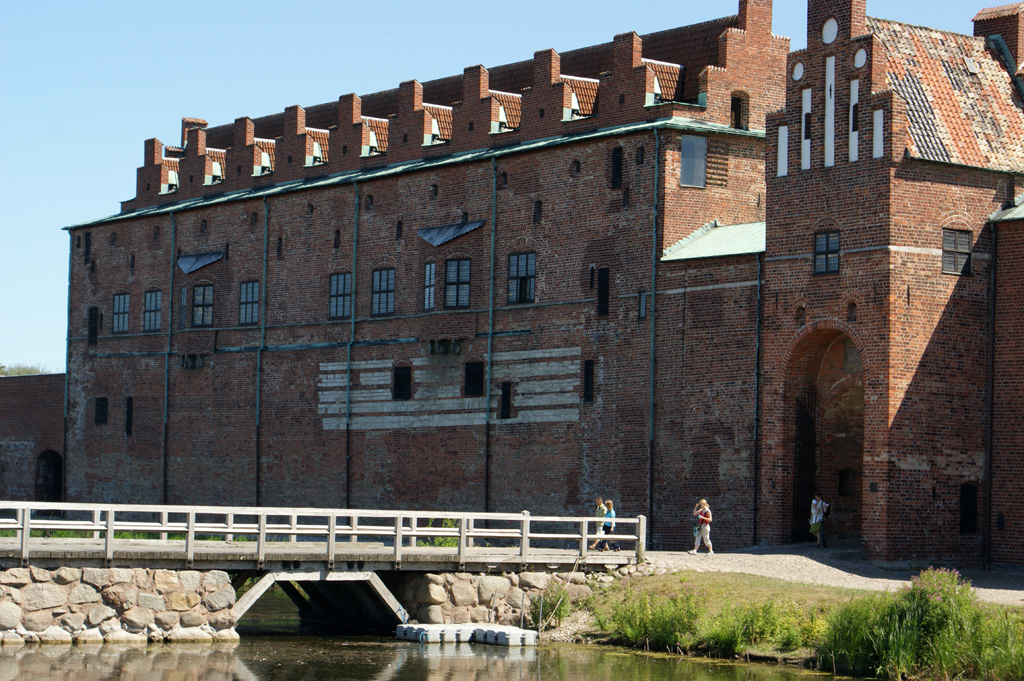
394,562,655,626
0,567,239,646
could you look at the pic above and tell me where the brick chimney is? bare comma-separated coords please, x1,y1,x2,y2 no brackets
974,4,1023,71
738,0,773,33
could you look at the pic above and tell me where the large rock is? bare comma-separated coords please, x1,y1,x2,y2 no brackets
75,628,104,644
202,587,236,612
213,629,240,643
201,571,230,589
133,568,151,589
29,567,52,583
21,583,68,611
518,573,552,591
104,629,147,644
69,584,101,604
60,612,87,632
0,602,21,630
452,607,472,624
477,576,511,603
565,583,593,602
180,611,205,628
23,611,53,632
52,567,81,585
122,607,153,630
0,568,31,586
450,581,477,606
154,570,180,593
507,586,528,610
165,627,212,643
424,574,445,585
87,604,116,626
110,569,135,585
101,585,137,610
208,611,237,630
470,606,490,623
99,620,121,635
1,631,25,646
137,593,165,611
39,625,73,644
166,592,192,611
417,605,444,624
415,582,447,605
81,568,110,588
179,571,201,592
154,611,179,631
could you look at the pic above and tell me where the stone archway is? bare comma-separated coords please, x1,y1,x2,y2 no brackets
35,450,63,503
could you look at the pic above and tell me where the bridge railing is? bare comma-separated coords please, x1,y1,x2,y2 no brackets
0,501,646,568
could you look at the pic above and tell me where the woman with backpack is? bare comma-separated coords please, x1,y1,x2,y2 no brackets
810,494,830,548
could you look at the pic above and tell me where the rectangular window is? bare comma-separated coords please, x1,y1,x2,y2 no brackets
445,259,471,309
679,135,707,187
112,294,129,334
814,231,840,274
942,229,972,275
583,359,594,403
500,381,512,419
596,267,610,316
533,200,543,224
83,232,91,264
731,96,744,129
960,483,978,535
87,307,99,345
239,281,259,325
465,361,484,397
777,126,789,177
179,287,187,329
143,290,161,332
424,263,435,311
94,397,108,426
802,89,812,170
330,273,352,319
393,365,411,400
125,396,133,436
872,109,885,158
192,285,214,327
849,79,860,163
611,147,623,189
638,291,647,319
508,253,536,304
372,269,395,316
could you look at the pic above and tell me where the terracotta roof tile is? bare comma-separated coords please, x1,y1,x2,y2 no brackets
868,17,1024,173
643,58,684,102
307,128,329,160
490,91,522,131
973,3,1023,21
424,104,453,142
255,138,276,169
182,117,208,126
562,76,599,117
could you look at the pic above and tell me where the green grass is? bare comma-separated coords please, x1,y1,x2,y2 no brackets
0,529,253,540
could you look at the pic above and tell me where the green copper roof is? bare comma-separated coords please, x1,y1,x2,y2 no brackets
661,220,765,261
993,201,1024,223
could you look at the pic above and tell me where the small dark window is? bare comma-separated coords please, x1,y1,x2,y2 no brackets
636,146,645,165
307,203,314,216
997,513,1005,531
277,237,283,258
500,381,512,419
125,396,133,436
372,269,395,316
465,362,484,397
960,483,978,535
838,468,857,497
533,200,542,224
851,102,859,133
468,121,474,131
423,263,436,310
193,285,214,327
250,212,258,227
83,232,91,264
430,184,438,199
129,254,135,271
572,160,581,176
596,267,610,316
87,307,99,345
403,134,408,143
143,290,162,332
199,220,207,233
154,225,159,240
500,172,508,188
396,221,403,240
112,294,129,334
589,266,595,289
611,147,623,189
508,253,536,304
618,93,625,105
179,287,187,329
942,228,972,275
583,359,594,403
847,302,857,322
814,231,840,274
239,281,259,325
330,273,352,319
94,397,108,426
334,230,341,248
365,194,374,210
638,291,647,319
539,108,545,118
393,365,412,401
445,259,471,309
803,112,812,140
731,96,745,129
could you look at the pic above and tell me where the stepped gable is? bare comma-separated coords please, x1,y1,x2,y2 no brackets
867,15,1024,172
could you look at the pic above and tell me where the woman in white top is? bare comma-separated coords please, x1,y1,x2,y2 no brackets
688,499,713,555
810,494,828,548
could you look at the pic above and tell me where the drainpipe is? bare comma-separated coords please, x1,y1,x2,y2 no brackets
163,212,177,504
62,232,73,502
485,159,498,513
984,223,996,569
753,252,764,545
345,182,360,507
256,199,270,506
647,130,661,546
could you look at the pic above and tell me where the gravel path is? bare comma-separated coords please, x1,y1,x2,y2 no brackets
645,540,1024,607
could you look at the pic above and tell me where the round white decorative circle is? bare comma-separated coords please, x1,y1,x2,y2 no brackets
854,48,867,68
792,62,804,81
823,18,839,44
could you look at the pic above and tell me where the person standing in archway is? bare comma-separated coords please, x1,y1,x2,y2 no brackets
810,494,829,548
688,499,713,555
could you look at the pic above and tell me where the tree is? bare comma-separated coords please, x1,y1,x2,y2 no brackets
0,362,51,376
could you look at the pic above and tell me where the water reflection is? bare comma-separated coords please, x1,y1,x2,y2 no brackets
0,640,828,681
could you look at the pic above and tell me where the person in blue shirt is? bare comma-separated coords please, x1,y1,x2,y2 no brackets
599,499,620,551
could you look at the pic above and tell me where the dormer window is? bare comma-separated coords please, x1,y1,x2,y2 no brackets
498,105,515,132
429,118,446,145
210,161,224,184
570,91,583,119
259,151,272,175
652,77,663,104
367,129,380,155
165,170,179,194
311,141,324,165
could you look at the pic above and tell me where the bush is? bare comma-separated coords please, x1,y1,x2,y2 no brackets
529,583,573,631
603,584,704,651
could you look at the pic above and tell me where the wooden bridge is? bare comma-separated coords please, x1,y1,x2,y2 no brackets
0,501,645,632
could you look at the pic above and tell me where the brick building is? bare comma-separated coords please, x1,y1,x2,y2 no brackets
49,0,1024,563
0,374,65,502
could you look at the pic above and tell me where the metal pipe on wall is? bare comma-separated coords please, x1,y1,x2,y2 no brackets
255,198,270,505
753,252,764,545
163,212,177,505
984,223,997,569
484,159,498,513
647,129,661,546
345,183,360,507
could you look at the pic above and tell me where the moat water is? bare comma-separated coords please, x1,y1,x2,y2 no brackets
0,589,833,681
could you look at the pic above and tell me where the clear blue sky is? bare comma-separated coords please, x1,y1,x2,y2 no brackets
0,1,975,372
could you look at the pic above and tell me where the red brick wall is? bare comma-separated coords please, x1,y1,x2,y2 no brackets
0,374,65,501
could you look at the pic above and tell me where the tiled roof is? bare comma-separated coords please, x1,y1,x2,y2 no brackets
206,148,226,165
182,117,208,126
973,3,1023,21
424,104,453,141
363,117,389,153
562,76,599,117
307,128,330,159
491,91,522,131
643,58,684,102
255,138,276,168
163,158,179,171
868,17,1024,173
